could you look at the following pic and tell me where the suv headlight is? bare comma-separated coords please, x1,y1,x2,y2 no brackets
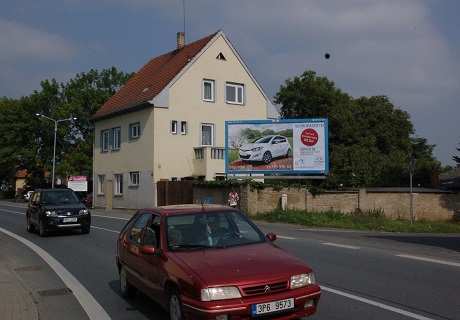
79,209,89,215
290,273,315,289
45,210,58,217
201,286,242,301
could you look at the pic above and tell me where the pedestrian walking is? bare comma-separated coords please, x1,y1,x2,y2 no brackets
228,188,239,208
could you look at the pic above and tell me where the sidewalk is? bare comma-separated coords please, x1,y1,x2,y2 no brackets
0,246,39,320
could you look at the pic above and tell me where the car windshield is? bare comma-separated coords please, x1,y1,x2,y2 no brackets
166,210,266,251
252,136,273,144
42,190,80,204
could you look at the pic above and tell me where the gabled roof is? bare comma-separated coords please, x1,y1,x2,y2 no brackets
91,31,220,122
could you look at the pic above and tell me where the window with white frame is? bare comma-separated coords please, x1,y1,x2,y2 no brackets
113,127,121,150
203,79,215,102
201,124,214,146
129,122,140,139
181,121,187,135
101,130,109,152
130,172,139,186
171,120,177,134
115,174,123,195
98,175,105,194
226,82,244,105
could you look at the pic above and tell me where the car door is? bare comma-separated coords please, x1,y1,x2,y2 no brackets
118,213,151,290
28,191,41,225
136,214,165,304
272,136,283,157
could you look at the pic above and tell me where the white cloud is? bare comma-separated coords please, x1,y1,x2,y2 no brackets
0,18,77,63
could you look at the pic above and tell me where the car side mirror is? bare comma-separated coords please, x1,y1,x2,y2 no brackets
141,245,156,255
266,233,277,242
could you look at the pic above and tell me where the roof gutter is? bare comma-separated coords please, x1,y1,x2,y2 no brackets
90,102,153,123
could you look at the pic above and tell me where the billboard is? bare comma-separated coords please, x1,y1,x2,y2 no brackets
68,176,88,192
226,119,328,175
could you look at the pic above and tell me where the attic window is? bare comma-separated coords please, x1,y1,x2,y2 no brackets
216,52,226,61
142,87,150,93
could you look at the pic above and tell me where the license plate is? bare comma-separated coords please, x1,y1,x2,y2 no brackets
251,298,294,315
63,217,78,223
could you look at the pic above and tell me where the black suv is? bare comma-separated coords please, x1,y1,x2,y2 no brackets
26,188,91,237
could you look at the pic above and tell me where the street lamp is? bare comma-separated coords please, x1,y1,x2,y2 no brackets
36,114,77,188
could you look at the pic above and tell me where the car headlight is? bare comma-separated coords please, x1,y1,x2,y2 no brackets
45,210,58,217
290,273,315,289
251,146,263,151
79,209,89,215
201,286,242,301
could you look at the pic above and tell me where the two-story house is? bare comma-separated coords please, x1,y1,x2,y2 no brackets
91,30,279,209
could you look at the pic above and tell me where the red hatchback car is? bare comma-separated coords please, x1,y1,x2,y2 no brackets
116,205,321,320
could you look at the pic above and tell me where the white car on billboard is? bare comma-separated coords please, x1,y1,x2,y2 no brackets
238,135,291,164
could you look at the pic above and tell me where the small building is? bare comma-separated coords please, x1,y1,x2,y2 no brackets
91,30,278,209
439,167,460,192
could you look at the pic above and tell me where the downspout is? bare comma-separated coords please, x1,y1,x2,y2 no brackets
151,101,157,207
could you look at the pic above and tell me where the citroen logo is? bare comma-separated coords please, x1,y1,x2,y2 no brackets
264,285,271,292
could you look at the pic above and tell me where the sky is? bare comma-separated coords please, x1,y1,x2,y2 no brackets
1,0,459,167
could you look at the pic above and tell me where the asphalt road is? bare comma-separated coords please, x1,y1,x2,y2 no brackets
1,200,459,320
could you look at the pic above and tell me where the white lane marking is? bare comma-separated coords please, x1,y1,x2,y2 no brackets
91,226,120,233
92,214,130,220
321,285,433,320
0,208,24,215
277,235,297,240
322,242,361,249
0,227,111,320
397,254,460,268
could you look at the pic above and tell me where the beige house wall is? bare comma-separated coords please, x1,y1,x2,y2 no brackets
193,186,460,221
152,35,273,182
92,32,277,209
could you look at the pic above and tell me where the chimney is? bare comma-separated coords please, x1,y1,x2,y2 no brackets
177,32,185,50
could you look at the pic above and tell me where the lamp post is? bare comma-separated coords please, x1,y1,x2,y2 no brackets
36,114,77,188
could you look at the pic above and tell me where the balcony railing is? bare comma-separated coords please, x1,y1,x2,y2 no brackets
193,147,225,178
194,147,225,160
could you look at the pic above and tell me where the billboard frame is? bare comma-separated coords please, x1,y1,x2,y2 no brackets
225,119,329,176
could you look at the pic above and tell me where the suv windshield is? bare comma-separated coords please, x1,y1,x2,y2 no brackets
42,190,80,204
166,210,265,251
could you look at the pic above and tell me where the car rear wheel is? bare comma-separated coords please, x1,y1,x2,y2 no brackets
286,148,291,157
120,265,136,298
81,227,90,234
39,219,47,237
26,215,35,233
168,288,184,320
262,151,272,164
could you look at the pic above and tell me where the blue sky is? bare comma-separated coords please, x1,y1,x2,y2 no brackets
1,0,459,167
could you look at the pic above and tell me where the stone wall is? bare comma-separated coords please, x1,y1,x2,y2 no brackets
193,185,460,221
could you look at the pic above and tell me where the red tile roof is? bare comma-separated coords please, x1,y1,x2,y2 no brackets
92,31,220,121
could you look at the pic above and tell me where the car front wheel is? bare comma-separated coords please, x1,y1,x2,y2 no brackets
262,151,272,164
26,215,35,233
168,288,184,320
39,219,47,237
120,265,136,298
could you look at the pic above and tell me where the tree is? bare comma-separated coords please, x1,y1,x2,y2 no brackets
453,139,460,167
1,67,134,191
274,70,441,188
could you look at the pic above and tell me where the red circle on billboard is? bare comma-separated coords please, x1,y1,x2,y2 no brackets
301,129,318,146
